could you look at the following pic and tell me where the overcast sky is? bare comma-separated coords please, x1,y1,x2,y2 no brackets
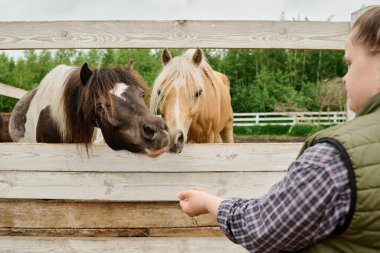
0,0,379,58
0,0,378,21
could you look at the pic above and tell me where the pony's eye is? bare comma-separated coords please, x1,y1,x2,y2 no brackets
157,90,161,96
194,89,203,98
141,92,145,99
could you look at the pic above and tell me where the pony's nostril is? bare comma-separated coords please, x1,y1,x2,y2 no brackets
143,124,156,139
176,130,184,145
170,130,185,153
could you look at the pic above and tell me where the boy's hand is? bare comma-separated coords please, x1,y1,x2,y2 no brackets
177,189,224,217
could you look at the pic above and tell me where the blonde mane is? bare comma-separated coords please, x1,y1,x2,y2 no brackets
150,49,216,114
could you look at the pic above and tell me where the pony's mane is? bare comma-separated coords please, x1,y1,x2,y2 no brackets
54,65,147,145
150,49,215,114
45,65,77,142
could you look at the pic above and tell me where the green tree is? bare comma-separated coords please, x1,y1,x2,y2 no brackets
116,49,162,86
0,53,17,111
54,49,76,65
0,48,347,114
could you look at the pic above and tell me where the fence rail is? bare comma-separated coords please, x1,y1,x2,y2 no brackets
233,111,347,126
0,20,349,50
0,82,27,99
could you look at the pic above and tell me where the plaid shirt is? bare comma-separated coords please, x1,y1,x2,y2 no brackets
217,142,351,253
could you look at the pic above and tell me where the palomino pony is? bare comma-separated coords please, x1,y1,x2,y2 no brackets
150,48,234,153
9,63,170,157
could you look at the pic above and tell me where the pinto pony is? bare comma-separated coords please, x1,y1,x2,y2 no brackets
0,112,12,142
150,48,234,153
9,63,170,157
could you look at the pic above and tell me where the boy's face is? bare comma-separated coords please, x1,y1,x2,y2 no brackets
343,35,380,112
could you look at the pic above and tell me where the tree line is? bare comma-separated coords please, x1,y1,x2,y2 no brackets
0,48,347,113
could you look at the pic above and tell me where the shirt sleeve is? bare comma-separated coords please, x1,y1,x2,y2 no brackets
217,142,351,253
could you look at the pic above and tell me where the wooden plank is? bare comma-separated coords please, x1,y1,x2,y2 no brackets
0,227,223,237
0,237,247,253
0,143,301,172
149,227,223,237
0,20,348,50
0,82,27,99
0,228,150,237
0,171,285,201
0,200,215,229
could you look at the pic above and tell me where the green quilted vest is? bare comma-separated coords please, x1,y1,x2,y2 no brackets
296,93,380,253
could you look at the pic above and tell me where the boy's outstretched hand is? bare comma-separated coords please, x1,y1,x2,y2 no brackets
177,188,225,217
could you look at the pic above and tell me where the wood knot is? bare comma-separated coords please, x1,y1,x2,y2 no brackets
279,27,287,35
177,20,186,25
60,31,69,38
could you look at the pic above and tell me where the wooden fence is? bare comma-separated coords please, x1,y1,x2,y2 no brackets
0,5,374,253
0,142,299,252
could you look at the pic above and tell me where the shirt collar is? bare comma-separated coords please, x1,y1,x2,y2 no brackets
356,92,380,117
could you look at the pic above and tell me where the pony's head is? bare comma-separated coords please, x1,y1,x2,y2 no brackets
150,48,206,153
65,62,170,157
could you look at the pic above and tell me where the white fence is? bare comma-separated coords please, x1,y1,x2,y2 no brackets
234,111,347,126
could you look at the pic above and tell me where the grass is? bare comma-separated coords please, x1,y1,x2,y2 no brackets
233,124,331,143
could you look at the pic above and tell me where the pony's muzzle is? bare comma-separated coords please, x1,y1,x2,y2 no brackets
170,130,185,153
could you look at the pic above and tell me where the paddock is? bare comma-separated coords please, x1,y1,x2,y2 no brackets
0,6,372,252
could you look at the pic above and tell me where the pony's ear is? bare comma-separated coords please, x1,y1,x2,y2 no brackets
192,48,203,66
80,63,93,86
126,60,134,71
162,48,172,66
